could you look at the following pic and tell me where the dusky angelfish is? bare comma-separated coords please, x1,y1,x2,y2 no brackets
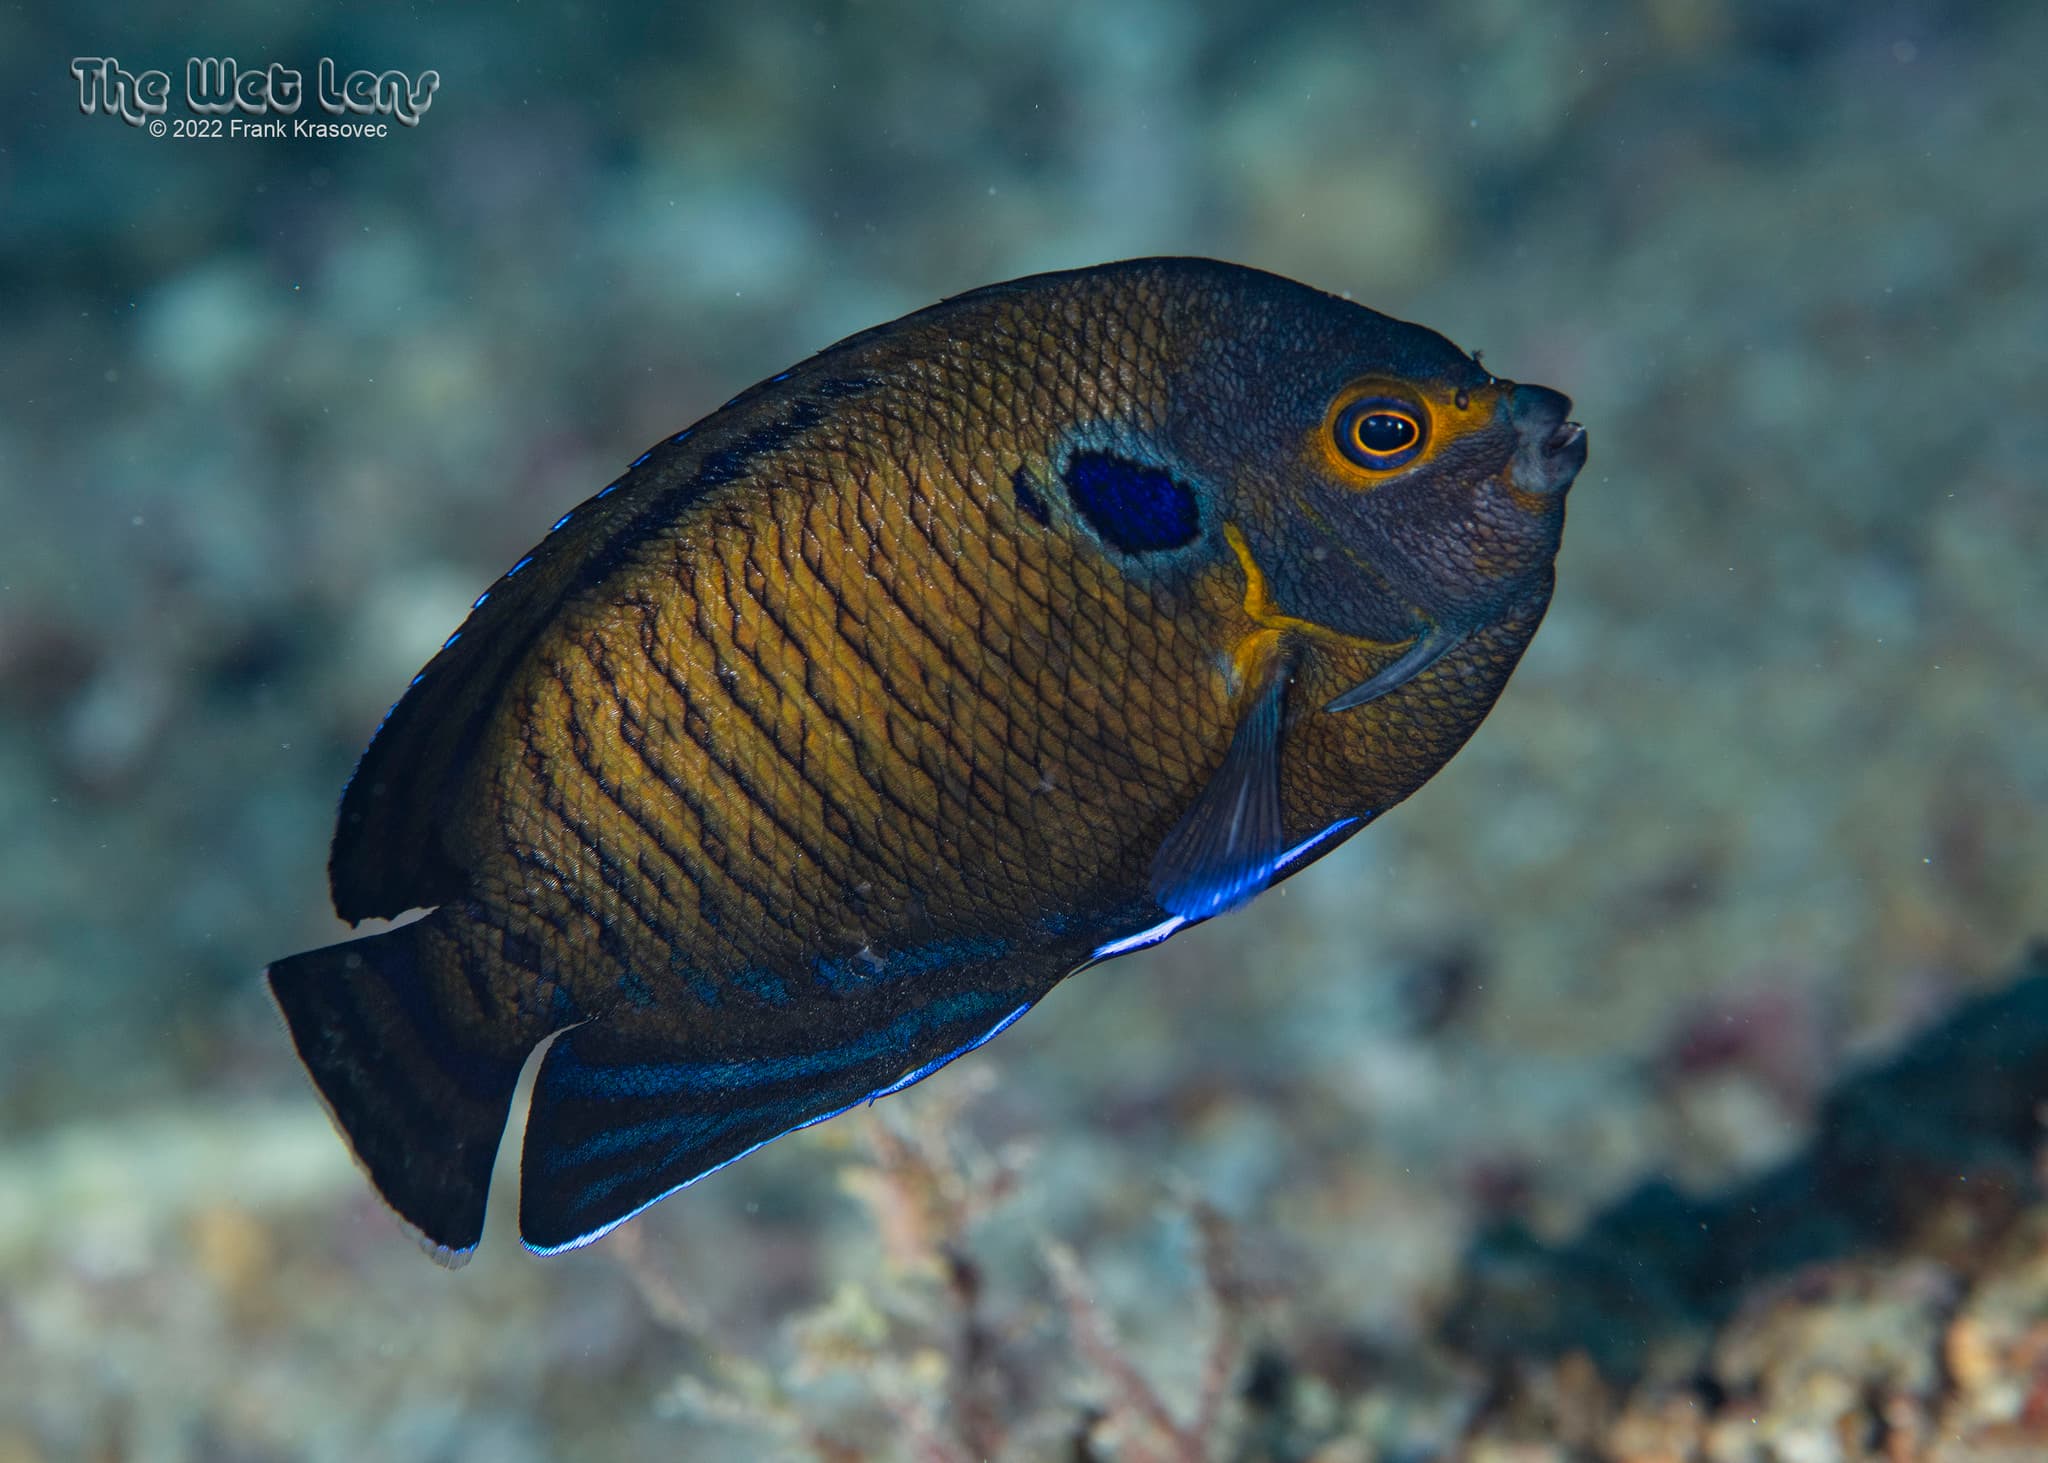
266,258,1587,1262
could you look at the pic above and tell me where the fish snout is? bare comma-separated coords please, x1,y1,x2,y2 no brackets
1507,384,1586,496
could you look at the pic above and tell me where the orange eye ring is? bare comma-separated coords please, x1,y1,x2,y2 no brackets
1334,397,1426,471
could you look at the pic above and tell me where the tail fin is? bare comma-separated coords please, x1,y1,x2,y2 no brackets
265,912,539,1265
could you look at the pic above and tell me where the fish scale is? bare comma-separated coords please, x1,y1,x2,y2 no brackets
266,257,1584,1261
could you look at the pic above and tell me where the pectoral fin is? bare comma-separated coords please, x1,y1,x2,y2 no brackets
1324,623,1468,713
1149,642,1292,920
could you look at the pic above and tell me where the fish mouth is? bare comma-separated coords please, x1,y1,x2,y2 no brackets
1507,385,1587,496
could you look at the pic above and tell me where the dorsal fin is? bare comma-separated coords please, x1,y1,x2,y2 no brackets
328,369,873,923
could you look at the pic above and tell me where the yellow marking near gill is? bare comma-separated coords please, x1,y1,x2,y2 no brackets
1223,522,1418,658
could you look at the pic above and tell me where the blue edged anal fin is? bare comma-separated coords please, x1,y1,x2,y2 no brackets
518,982,1036,1254
1148,636,1294,921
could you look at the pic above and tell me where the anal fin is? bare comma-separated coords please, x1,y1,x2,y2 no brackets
519,986,1036,1254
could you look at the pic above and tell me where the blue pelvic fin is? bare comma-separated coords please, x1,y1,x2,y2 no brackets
1149,650,1292,921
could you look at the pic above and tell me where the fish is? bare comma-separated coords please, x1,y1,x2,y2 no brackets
265,257,1586,1263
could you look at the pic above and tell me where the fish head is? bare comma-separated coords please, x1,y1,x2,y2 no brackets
1180,280,1585,642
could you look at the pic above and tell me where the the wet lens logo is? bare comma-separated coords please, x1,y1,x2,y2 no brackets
71,57,439,137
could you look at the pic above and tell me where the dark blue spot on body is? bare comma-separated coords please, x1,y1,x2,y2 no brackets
597,482,619,499
631,452,651,469
497,929,541,977
672,428,693,444
1011,466,1051,526
729,966,791,1005
616,969,656,1010
665,951,720,1008
1061,451,1199,554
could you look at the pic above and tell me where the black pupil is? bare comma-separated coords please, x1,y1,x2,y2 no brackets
1357,412,1416,454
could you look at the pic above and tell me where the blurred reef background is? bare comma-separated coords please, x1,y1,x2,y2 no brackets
2,1,2046,1458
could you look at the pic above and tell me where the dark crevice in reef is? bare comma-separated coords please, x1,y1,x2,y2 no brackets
1444,942,2048,1381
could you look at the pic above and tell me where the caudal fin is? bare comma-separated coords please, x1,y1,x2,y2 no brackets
266,912,540,1264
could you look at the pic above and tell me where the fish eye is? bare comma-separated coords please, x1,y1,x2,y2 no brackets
1334,397,1427,471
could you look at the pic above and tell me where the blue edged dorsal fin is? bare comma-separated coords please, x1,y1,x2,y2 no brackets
1148,641,1294,920
329,469,658,922
328,370,880,924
